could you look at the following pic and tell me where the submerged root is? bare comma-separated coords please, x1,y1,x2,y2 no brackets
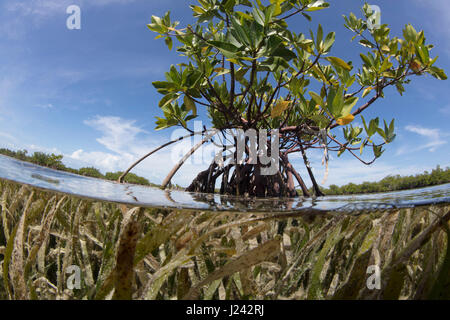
185,158,308,198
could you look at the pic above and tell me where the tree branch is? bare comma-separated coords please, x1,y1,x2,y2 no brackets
161,130,217,189
118,130,209,183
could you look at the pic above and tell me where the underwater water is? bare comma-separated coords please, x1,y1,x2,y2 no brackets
0,154,449,300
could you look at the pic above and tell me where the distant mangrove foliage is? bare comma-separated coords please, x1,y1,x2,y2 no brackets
0,148,157,187
321,165,450,195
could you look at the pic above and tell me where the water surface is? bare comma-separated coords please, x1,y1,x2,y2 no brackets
0,154,448,213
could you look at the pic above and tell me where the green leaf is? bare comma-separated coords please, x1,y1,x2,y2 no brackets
261,56,289,72
360,53,373,67
213,67,231,77
361,115,369,134
155,117,172,130
428,66,448,80
223,0,236,12
396,82,405,96
359,39,375,48
342,96,358,116
306,1,329,12
226,58,241,65
184,95,197,116
143,249,195,300
208,40,240,58
373,145,384,158
316,24,323,50
415,44,429,65
191,5,206,15
362,87,374,98
403,24,417,42
326,57,353,71
230,15,251,47
252,6,266,26
382,71,396,78
265,3,275,25
331,85,344,117
384,119,396,143
428,55,438,67
298,38,315,54
323,32,335,52
389,118,395,134
381,44,391,53
368,117,379,137
153,81,178,94
272,46,297,61
270,0,285,17
236,11,253,20
159,93,179,108
302,12,312,21
310,114,329,129
165,36,173,50
185,114,198,122
380,58,393,73
309,91,323,107
148,15,167,33
376,127,386,140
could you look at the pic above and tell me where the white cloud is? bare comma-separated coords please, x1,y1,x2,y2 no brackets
0,0,142,39
405,125,440,139
5,1,72,17
64,116,214,186
84,116,146,154
403,125,447,153
5,0,139,17
68,149,128,172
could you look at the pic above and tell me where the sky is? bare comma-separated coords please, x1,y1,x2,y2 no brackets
0,0,449,188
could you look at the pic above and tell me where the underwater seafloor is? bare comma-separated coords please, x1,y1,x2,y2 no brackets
0,155,449,300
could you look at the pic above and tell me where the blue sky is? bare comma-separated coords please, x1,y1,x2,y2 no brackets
0,0,449,188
